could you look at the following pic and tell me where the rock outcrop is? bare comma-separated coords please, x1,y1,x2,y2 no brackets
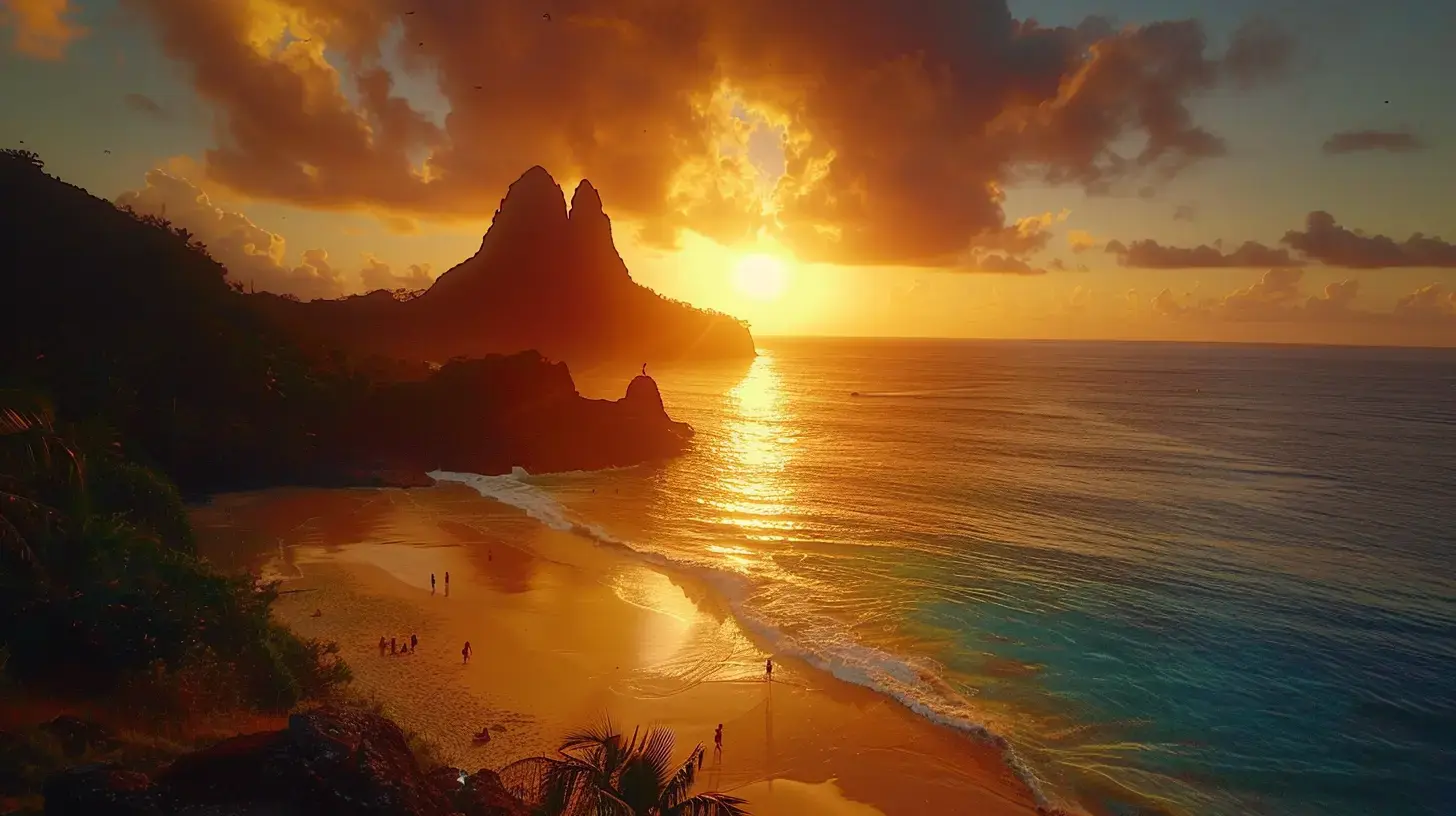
324,352,694,476
253,166,756,367
42,707,529,816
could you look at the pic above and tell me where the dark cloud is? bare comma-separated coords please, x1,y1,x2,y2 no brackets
1322,130,1425,155
113,169,434,299
120,0,1294,267
1282,211,1456,268
123,92,169,119
1106,238,1298,268
1112,211,1456,270
1172,203,1196,222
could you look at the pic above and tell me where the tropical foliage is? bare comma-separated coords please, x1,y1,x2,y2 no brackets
0,390,349,712
502,720,748,816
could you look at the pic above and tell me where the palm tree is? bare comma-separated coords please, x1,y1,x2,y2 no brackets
0,391,86,574
502,720,748,816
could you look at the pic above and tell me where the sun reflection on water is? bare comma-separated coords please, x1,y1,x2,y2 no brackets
705,352,799,557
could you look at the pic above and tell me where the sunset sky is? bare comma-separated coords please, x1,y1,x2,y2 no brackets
3,0,1454,345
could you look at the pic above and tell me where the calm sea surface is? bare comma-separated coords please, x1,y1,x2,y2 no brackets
453,338,1456,816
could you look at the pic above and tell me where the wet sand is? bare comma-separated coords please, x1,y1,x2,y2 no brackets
191,485,1042,816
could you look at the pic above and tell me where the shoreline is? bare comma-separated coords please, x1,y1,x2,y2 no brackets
191,484,1046,816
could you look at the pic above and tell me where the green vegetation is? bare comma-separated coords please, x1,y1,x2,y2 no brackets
0,390,349,715
504,720,748,816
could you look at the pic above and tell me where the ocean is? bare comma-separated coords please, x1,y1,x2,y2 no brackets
439,338,1456,816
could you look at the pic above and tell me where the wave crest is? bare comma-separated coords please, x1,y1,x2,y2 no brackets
427,468,1063,813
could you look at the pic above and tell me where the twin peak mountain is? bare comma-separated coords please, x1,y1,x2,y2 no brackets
258,166,756,367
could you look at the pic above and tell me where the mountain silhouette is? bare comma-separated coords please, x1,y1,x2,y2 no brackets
255,166,756,366
0,149,695,492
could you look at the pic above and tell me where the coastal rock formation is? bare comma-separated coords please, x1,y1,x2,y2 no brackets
328,353,694,476
254,166,756,367
42,707,527,816
0,151,696,493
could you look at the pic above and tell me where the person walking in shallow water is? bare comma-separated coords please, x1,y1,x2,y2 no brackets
445,571,450,592
431,573,436,593
462,641,473,664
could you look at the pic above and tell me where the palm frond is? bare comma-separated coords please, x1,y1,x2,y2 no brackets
656,744,705,810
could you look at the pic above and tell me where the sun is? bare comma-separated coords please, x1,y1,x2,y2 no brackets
731,254,788,301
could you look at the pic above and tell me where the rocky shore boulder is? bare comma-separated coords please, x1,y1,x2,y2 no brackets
333,353,695,476
42,707,528,816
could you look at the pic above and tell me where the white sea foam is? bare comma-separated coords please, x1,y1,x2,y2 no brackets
426,468,1064,813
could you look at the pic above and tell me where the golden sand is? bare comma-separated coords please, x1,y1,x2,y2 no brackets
191,486,1041,816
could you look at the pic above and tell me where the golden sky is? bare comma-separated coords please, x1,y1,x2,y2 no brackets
3,0,1455,345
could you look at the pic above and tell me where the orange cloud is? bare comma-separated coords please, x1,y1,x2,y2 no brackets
120,0,1293,267
964,254,1048,276
2,0,87,60
1393,284,1456,321
1067,229,1099,253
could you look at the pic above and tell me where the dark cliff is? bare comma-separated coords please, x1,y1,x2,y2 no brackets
253,166,757,367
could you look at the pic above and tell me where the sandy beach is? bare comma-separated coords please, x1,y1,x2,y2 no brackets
190,485,1043,816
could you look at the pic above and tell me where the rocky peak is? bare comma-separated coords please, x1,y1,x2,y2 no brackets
568,179,604,221
623,374,666,415
567,178,612,247
480,166,568,250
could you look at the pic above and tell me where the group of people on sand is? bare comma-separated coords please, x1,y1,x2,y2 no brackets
379,633,420,656
431,571,450,594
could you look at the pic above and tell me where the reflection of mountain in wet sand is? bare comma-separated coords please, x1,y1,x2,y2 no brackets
192,486,1042,816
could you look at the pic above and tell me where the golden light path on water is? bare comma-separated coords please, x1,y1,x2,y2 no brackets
706,352,799,561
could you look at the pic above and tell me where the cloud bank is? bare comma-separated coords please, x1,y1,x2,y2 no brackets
116,0,1294,266
1152,269,1455,325
114,170,433,299
1109,212,1456,269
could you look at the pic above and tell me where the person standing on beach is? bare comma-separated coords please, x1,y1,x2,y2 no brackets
445,571,450,589
411,633,418,650
390,636,397,655
713,724,723,758
431,573,436,593
462,641,472,664
765,657,773,682
378,636,386,657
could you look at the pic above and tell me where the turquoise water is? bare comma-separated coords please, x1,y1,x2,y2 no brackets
457,338,1456,815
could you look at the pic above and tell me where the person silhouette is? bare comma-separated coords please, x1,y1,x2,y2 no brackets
431,573,436,593
713,724,723,757
765,657,773,682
